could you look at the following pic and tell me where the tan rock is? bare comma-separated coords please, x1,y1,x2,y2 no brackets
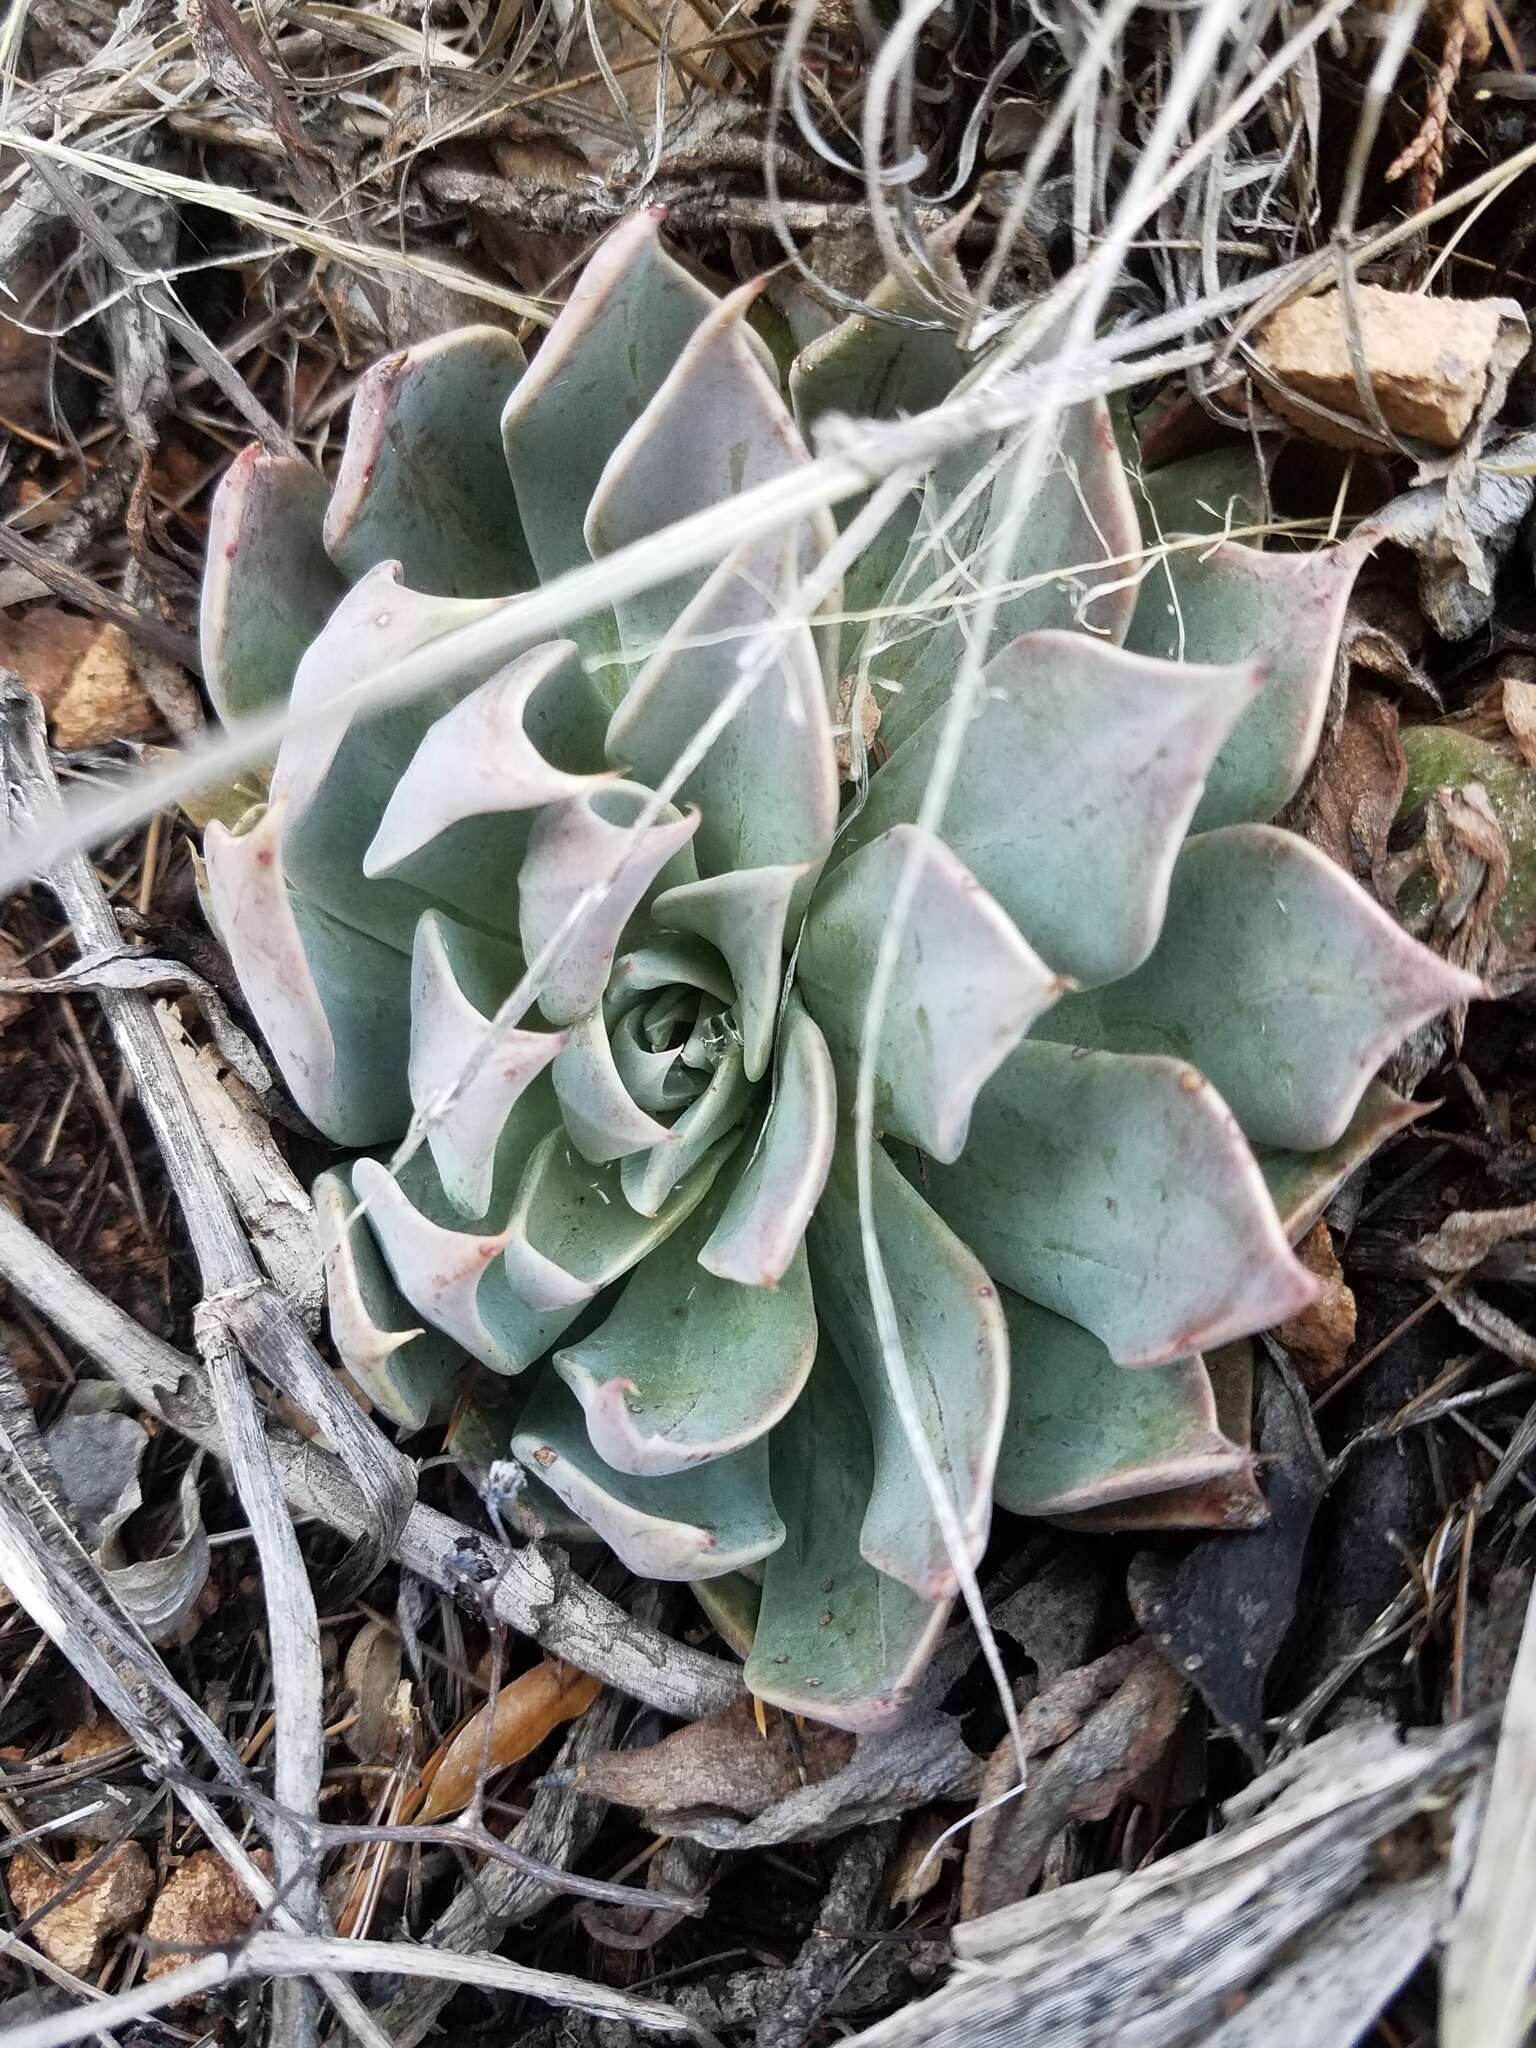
143,1848,273,1989
1253,286,1520,450
8,1841,153,1975
59,1715,132,1765
1277,1221,1358,1389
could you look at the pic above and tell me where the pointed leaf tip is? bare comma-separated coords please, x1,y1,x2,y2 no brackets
798,824,1062,1163
1042,825,1483,1152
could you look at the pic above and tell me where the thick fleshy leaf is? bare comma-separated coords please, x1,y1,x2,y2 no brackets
365,642,612,880
1257,1082,1428,1241
517,781,699,1025
807,1139,1008,1599
654,863,808,1082
790,261,967,618
1050,1340,1264,1532
873,392,1141,755
840,632,1261,987
798,824,1063,1162
700,995,836,1287
746,1348,951,1732
605,937,734,1013
604,537,839,882
554,1182,817,1475
1040,826,1480,1150
512,1372,784,1581
352,1083,579,1376
610,1001,698,1113
408,912,565,1217
586,280,836,668
201,447,345,725
325,326,534,598
921,1039,1317,1366
315,1165,464,1430
500,212,718,617
267,564,505,947
508,1127,730,1296
619,1045,753,1217
1125,534,1373,828
1130,440,1269,542
551,1006,674,1163
690,1572,761,1658
204,805,410,1144
994,1292,1247,1516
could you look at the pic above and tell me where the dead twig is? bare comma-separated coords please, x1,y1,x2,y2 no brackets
0,1193,744,1718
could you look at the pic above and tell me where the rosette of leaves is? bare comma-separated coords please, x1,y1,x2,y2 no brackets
201,214,1476,1730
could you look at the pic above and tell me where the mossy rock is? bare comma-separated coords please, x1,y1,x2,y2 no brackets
1400,725,1536,946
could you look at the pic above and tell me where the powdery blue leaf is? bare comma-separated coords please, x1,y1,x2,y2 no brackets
1127,439,1269,544
204,804,410,1144
201,446,345,725
994,1292,1247,1516
501,211,718,628
873,393,1141,756
798,824,1063,1163
586,280,836,672
921,1039,1317,1366
315,1164,464,1430
605,937,734,1014
1040,825,1481,1151
408,912,565,1218
700,995,836,1288
512,1371,784,1581
619,1045,753,1218
604,536,839,884
365,641,613,880
325,326,534,598
506,1126,731,1302
654,863,810,1082
807,1137,1008,1600
841,631,1261,987
790,251,968,619
266,563,505,948
746,1348,951,1732
1125,534,1374,829
518,781,699,1026
551,1006,675,1164
351,1079,581,1376
554,1181,817,1475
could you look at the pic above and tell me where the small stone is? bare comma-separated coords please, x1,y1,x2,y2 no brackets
8,1841,153,1975
833,674,881,778
1253,286,1523,451
143,1848,273,1992
59,1716,131,1765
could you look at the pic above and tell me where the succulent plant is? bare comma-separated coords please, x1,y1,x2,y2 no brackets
201,214,1477,1730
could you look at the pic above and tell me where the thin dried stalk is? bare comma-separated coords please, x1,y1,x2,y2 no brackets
0,1196,742,1718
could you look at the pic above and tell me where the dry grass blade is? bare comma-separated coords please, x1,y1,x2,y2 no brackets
1,132,553,323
